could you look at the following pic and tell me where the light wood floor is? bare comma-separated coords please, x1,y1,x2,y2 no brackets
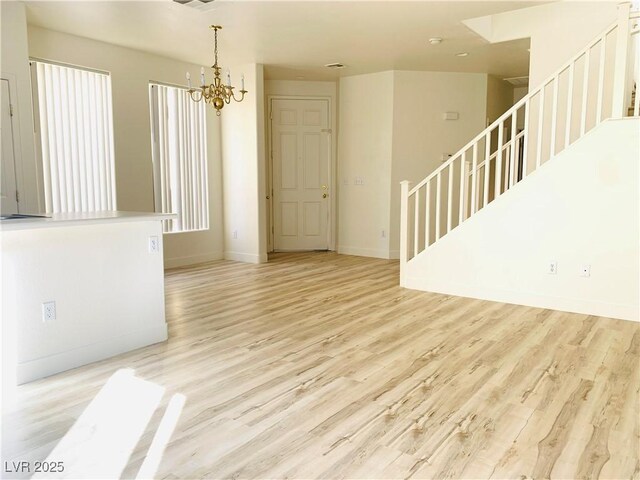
3,252,639,479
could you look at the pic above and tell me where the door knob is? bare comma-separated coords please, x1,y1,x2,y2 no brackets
323,193,327,198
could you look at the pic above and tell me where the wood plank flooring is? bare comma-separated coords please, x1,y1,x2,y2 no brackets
2,252,639,479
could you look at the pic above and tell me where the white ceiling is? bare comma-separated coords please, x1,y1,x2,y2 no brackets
25,1,540,81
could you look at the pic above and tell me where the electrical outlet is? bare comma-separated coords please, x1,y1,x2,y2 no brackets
547,261,558,275
580,264,591,277
148,236,159,253
354,176,365,186
42,301,56,322
233,230,238,239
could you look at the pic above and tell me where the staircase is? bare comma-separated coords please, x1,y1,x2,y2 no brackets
399,4,640,320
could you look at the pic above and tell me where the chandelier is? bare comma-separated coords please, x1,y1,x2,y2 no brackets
186,25,248,116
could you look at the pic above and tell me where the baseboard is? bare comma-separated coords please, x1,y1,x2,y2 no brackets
224,251,268,264
337,245,395,260
16,323,168,385
164,251,223,269
404,276,639,323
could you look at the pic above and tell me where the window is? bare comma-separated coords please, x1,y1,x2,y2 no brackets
149,84,209,233
31,60,116,214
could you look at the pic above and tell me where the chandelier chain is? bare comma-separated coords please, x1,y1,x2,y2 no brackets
214,26,218,67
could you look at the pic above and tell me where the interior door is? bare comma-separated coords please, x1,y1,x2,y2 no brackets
0,79,19,215
272,99,329,251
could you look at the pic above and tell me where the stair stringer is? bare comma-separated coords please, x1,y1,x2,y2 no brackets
404,118,640,322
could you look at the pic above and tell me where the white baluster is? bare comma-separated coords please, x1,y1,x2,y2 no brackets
509,110,517,187
550,76,559,158
447,163,454,233
612,3,631,118
565,62,575,148
522,98,530,179
483,131,491,207
536,86,545,168
414,189,420,257
471,143,478,214
495,121,504,197
596,34,607,123
580,49,591,135
459,152,467,224
399,180,411,286
435,173,442,241
425,181,431,247
503,143,510,192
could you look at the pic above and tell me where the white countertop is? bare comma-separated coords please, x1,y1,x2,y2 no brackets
0,211,176,232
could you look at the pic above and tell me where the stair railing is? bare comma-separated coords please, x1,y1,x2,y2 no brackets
400,3,639,286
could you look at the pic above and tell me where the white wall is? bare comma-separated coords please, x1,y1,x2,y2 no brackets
486,74,515,124
513,86,528,104
525,2,617,89
337,71,394,259
221,63,268,263
405,118,639,322
26,26,224,268
389,71,488,257
264,80,338,251
1,3,42,213
337,70,488,259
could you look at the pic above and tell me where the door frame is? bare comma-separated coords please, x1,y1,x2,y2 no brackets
267,95,336,252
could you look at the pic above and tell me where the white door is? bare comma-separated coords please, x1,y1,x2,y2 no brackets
0,79,19,215
272,99,330,251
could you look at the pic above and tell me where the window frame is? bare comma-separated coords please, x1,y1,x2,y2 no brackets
148,82,209,234
30,58,117,214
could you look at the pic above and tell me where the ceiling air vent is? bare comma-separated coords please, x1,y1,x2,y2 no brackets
173,0,217,11
503,76,529,87
324,63,346,69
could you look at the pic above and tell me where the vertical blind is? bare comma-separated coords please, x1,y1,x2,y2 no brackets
33,61,116,214
149,84,209,233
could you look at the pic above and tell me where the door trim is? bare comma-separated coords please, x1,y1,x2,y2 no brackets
267,95,336,253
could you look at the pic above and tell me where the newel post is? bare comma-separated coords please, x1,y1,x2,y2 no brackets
399,180,411,287
612,2,632,118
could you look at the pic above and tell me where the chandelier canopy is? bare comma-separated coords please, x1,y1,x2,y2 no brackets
186,25,247,116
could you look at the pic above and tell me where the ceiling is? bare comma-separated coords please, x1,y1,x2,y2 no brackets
25,1,541,81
